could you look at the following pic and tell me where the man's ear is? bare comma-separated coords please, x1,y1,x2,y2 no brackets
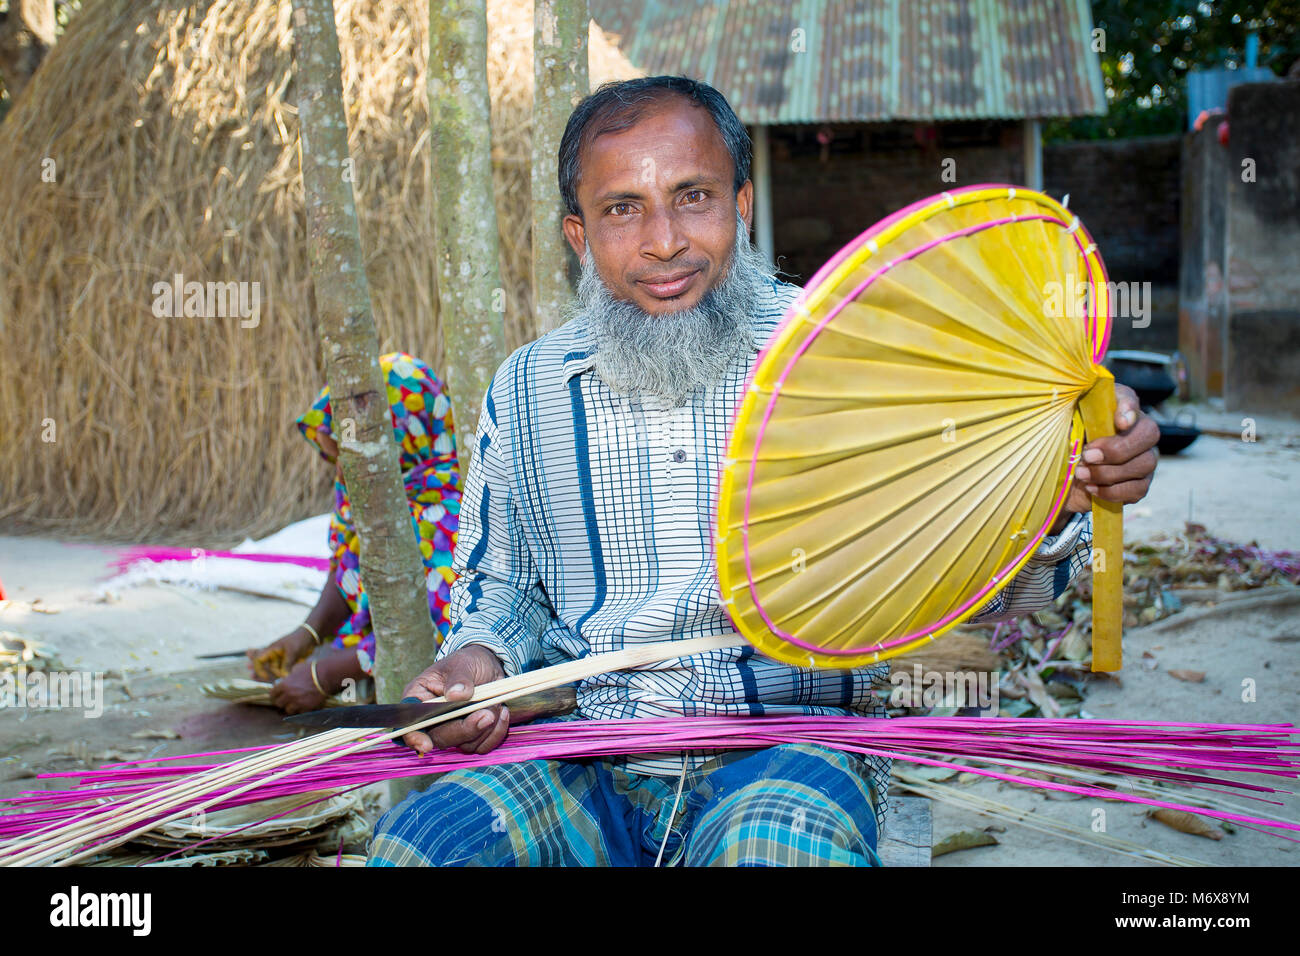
736,180,754,232
562,214,587,260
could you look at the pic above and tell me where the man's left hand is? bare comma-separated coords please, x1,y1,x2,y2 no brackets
1057,383,1160,525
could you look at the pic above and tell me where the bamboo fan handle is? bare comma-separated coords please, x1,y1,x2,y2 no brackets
1078,374,1123,672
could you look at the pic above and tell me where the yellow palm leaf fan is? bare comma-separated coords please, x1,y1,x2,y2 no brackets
716,185,1122,672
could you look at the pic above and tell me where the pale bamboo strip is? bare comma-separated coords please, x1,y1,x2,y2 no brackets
396,633,746,727
6,635,745,866
2,728,362,865
0,726,360,855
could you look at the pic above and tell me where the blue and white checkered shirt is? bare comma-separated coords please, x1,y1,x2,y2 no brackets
439,276,1093,824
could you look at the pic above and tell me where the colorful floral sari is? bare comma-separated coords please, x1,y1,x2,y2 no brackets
295,353,460,674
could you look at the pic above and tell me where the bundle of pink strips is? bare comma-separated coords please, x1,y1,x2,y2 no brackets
3,715,1298,865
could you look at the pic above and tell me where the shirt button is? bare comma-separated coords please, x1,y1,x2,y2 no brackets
672,448,687,463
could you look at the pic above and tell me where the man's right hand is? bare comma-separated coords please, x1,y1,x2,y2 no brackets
400,645,509,756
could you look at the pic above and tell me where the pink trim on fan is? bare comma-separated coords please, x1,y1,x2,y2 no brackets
742,213,1093,657
110,547,331,574
770,183,1111,367
744,185,1105,422
767,183,1033,369
724,186,1046,534
1090,228,1113,362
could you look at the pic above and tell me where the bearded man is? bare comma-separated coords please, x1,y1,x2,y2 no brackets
367,76,1160,867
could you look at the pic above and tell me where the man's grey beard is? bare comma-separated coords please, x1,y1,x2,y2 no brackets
571,214,775,406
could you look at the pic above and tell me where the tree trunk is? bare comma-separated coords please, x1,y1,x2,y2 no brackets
531,0,588,334
429,0,507,462
290,0,438,711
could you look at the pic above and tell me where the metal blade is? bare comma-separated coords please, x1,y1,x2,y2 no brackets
282,685,578,729
282,699,464,728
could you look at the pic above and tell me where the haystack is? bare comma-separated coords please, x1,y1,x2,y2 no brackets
0,0,553,541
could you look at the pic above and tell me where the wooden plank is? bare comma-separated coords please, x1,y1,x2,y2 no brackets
877,795,931,867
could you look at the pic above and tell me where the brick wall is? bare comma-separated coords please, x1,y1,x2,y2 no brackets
1222,81,1300,412
1043,135,1182,285
1045,134,1182,351
767,124,1183,351
768,122,1024,284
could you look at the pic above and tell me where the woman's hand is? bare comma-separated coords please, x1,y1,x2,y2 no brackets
268,659,328,715
247,628,316,682
267,646,365,715
249,579,350,680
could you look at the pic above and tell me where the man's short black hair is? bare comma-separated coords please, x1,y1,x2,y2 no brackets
558,75,751,219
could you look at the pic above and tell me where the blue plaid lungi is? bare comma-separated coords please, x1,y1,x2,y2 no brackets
367,742,881,867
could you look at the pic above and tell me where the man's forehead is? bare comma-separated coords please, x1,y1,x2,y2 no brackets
579,102,731,197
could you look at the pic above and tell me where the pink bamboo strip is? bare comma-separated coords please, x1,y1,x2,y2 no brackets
3,715,1298,863
111,546,331,573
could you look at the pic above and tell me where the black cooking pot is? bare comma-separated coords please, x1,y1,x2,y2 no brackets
1151,408,1201,455
1107,350,1177,407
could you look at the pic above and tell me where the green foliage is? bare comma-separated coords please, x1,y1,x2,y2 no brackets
1046,0,1300,142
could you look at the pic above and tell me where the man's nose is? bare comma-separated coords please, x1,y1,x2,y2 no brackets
640,205,688,261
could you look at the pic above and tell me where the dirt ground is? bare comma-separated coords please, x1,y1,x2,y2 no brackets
1,401,1297,865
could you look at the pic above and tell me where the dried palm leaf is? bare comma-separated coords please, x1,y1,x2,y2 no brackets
87,848,269,867
262,851,366,867
200,677,359,709
130,791,363,854
0,631,58,671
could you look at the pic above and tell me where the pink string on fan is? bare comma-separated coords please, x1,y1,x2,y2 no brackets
741,211,1089,656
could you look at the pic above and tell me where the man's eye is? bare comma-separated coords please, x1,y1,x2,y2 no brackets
609,202,634,216
683,190,706,204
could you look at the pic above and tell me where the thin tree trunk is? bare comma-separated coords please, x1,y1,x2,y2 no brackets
429,0,507,460
290,0,438,711
531,0,588,334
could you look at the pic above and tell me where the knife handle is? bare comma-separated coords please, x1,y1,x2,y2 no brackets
401,684,578,726
496,684,579,724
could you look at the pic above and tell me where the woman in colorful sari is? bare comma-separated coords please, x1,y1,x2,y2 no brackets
247,352,461,714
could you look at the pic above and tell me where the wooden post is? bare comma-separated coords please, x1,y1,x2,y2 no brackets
1023,118,1043,191
532,0,589,334
291,0,439,712
751,124,775,265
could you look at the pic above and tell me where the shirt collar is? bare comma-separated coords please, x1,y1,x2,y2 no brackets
558,319,598,385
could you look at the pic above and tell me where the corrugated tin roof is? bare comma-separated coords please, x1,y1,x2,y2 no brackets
588,0,1107,123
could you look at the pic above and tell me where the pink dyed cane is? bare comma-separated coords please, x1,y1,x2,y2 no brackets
4,716,1298,861
110,546,331,574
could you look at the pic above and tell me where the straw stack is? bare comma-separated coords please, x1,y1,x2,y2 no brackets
0,0,544,541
